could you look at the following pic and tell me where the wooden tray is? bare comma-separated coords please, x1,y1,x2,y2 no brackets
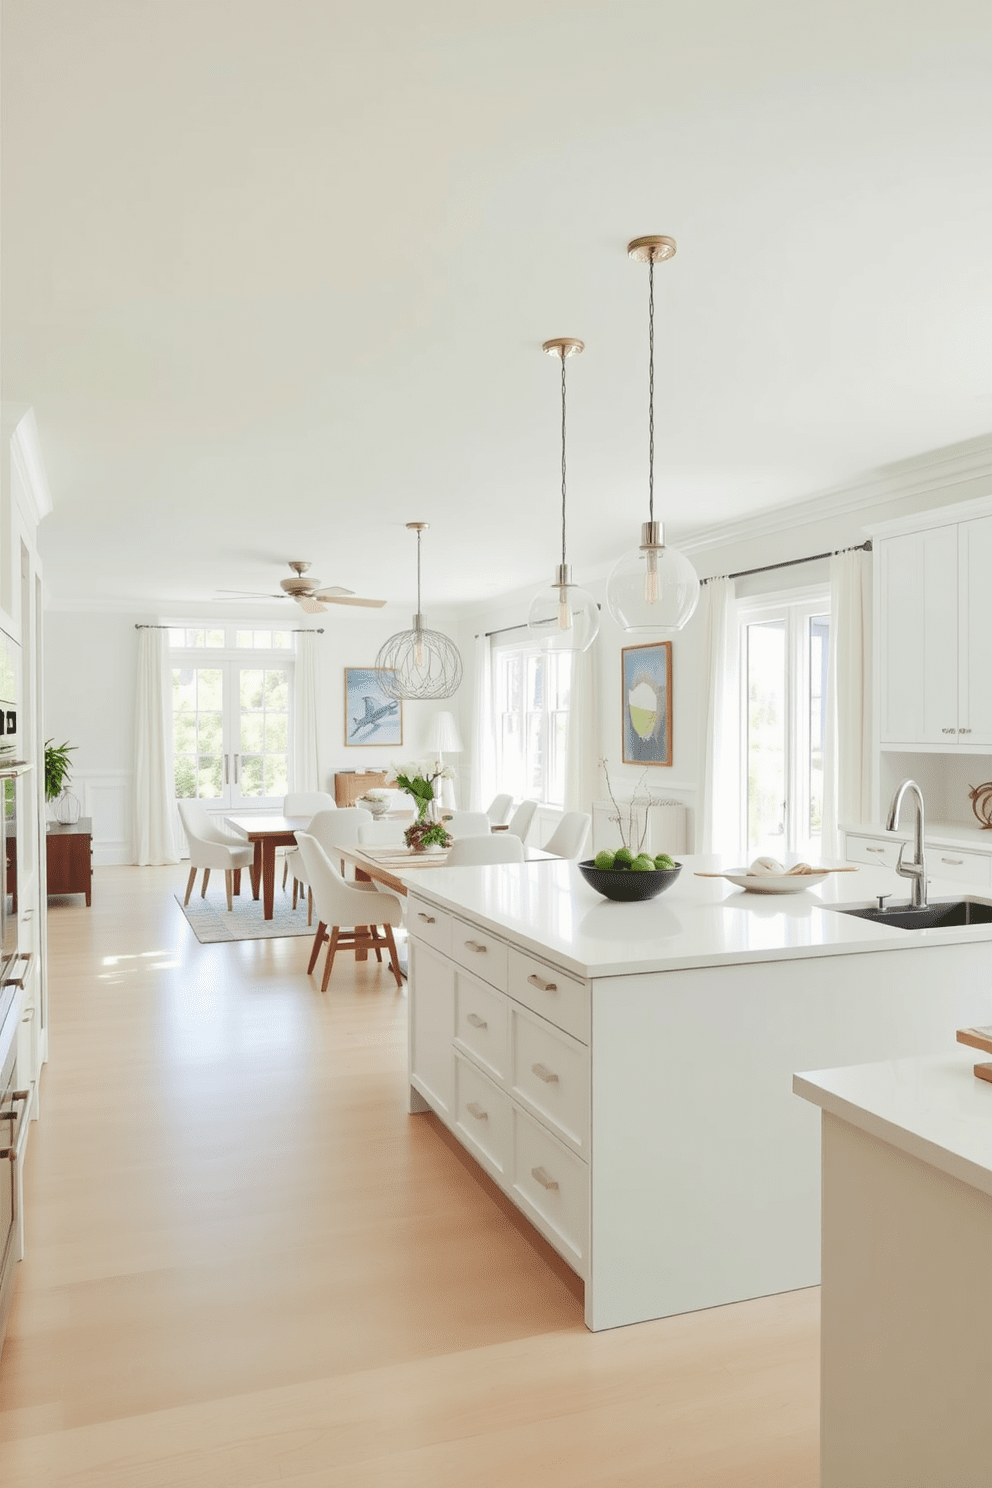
956,1025,992,1084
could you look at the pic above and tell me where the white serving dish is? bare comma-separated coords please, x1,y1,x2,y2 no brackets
717,869,830,894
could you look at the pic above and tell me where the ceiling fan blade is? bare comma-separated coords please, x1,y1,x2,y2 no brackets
295,596,327,614
312,586,355,599
216,590,284,599
318,595,387,608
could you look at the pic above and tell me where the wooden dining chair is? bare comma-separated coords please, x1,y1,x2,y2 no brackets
177,800,254,911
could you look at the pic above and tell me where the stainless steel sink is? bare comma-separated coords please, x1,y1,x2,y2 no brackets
833,899,992,931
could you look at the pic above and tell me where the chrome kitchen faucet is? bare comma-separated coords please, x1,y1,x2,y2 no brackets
886,779,928,909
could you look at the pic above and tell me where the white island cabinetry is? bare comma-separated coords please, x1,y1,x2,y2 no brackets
407,857,992,1332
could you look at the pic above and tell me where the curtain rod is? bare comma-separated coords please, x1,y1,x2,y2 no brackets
134,624,324,633
479,622,529,640
700,539,872,586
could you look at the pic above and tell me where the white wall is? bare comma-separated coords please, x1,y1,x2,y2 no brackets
43,603,465,864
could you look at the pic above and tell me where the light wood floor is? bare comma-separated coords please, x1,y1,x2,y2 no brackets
0,866,820,1485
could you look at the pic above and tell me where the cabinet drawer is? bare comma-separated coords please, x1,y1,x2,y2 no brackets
408,898,451,957
929,848,992,887
507,948,588,1044
454,972,508,1083
454,1055,510,1182
845,834,901,869
450,920,508,991
511,1106,588,1276
510,1005,589,1157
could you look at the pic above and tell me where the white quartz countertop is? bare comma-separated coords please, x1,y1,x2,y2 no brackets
404,853,992,978
794,1052,992,1199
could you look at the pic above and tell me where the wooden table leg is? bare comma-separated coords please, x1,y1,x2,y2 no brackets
262,838,277,920
249,842,262,900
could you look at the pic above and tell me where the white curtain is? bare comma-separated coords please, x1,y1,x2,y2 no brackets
698,578,741,857
133,628,179,865
564,642,599,814
293,630,321,793
469,633,495,811
822,549,872,857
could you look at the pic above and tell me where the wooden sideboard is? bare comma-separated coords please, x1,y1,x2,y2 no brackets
46,817,92,905
334,771,389,808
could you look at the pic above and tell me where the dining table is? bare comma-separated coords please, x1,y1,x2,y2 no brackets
224,812,311,920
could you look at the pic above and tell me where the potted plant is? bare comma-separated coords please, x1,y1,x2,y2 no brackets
44,738,78,825
392,759,454,825
404,819,452,854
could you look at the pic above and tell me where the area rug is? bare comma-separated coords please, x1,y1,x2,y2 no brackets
174,890,316,944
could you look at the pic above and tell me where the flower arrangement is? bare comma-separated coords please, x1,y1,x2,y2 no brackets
391,759,454,824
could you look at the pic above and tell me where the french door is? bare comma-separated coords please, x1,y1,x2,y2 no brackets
172,660,291,809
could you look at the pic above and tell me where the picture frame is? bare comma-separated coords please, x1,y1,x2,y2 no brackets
344,668,403,747
621,642,672,766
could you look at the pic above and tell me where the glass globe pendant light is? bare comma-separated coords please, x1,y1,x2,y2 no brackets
605,235,700,632
375,522,463,699
526,337,600,653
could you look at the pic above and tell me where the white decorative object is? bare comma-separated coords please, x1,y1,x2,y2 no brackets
709,868,830,894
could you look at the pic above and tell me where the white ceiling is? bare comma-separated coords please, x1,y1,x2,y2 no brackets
4,0,992,612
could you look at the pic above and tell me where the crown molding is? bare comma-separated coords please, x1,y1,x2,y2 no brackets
674,434,992,558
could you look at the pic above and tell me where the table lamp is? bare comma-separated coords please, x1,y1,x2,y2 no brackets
425,711,463,808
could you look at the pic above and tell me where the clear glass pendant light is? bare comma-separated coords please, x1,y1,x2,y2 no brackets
606,236,700,633
527,337,600,653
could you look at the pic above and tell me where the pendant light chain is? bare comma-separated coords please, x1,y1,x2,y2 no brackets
560,351,568,570
648,255,655,525
416,525,423,614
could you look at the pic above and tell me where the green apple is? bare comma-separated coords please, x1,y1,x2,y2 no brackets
614,847,634,867
594,850,616,871
654,854,676,870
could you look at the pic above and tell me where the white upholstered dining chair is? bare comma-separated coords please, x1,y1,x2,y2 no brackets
285,807,372,919
177,799,254,912
445,834,525,867
280,791,336,886
506,798,538,844
543,810,591,860
485,792,513,826
443,810,491,839
295,832,404,993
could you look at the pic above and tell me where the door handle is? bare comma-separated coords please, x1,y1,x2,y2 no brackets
224,755,230,784
233,754,240,784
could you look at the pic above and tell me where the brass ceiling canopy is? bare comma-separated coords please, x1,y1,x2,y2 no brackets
627,235,677,264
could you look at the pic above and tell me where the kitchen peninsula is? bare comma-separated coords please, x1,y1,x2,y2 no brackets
407,855,992,1331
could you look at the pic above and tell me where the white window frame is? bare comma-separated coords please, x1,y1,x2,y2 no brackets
168,622,297,812
491,637,572,810
738,585,830,860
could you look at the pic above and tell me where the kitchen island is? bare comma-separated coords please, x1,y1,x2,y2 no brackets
795,1053,992,1486
406,854,992,1331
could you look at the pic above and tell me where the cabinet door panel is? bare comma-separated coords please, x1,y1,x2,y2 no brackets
408,941,455,1121
879,529,958,744
958,516,992,746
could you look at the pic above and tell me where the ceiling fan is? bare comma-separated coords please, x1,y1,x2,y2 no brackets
218,561,387,614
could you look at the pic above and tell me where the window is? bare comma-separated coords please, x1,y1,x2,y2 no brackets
170,625,295,807
740,590,830,860
492,641,572,807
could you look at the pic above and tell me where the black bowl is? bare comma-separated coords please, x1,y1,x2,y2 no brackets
577,859,682,903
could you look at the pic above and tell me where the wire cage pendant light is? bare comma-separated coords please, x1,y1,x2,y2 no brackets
375,523,463,700
526,338,600,653
605,236,700,633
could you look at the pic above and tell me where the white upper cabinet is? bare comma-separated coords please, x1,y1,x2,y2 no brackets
876,504,992,749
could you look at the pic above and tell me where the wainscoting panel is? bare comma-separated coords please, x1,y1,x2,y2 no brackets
54,771,133,866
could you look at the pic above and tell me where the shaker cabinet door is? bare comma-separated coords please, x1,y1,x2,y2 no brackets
958,515,992,747
878,527,958,744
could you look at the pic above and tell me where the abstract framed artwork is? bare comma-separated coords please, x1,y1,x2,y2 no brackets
621,641,672,766
344,668,403,747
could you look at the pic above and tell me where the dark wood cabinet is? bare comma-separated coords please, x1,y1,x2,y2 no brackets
46,818,92,905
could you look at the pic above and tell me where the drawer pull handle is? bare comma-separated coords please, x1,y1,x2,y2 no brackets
467,1012,488,1029
866,846,885,855
464,940,487,954
942,727,956,734
417,912,436,924
960,728,973,735
527,973,558,993
941,857,964,865
531,1062,559,1084
466,1101,488,1121
531,1165,559,1191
